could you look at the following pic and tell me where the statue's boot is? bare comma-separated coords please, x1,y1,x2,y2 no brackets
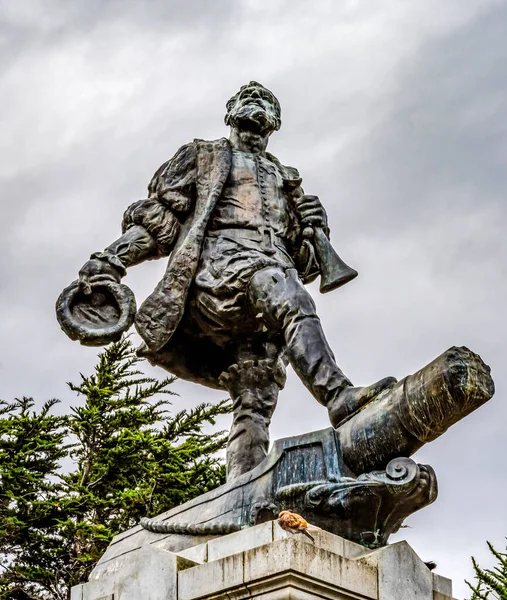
326,376,397,428
249,267,397,428
219,357,286,481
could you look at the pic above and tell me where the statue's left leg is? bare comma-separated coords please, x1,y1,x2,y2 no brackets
219,344,286,480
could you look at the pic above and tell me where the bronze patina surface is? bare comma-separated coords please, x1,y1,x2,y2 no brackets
57,83,494,548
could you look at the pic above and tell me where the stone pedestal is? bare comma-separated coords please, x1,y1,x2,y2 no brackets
71,522,456,600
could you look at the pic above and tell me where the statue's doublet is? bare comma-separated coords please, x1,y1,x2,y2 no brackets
191,149,299,341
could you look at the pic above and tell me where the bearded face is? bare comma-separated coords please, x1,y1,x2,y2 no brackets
225,84,281,136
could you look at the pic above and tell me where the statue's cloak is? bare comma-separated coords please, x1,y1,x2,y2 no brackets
135,138,232,353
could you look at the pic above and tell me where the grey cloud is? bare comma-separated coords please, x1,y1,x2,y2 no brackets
340,4,507,229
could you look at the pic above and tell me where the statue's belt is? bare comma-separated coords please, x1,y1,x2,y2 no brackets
206,226,287,255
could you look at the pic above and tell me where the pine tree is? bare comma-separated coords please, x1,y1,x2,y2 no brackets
0,397,70,600
466,541,507,599
0,338,231,600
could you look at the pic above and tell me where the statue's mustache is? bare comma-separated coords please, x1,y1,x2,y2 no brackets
230,104,276,130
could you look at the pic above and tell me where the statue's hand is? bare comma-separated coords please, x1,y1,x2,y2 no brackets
297,195,328,231
78,258,122,295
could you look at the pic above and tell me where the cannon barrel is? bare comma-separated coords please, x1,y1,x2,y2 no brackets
336,346,495,475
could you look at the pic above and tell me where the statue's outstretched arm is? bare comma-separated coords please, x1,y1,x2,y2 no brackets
77,198,181,294
78,143,197,294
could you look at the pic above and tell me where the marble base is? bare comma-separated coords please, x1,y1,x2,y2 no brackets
71,522,456,600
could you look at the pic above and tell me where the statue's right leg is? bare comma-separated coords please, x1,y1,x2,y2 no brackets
248,267,396,427
249,267,350,405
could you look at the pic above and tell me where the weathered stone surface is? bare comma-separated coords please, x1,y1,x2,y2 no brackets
434,593,454,600
86,545,183,599
207,521,274,562
71,591,114,600
176,541,208,565
177,527,452,600
433,573,453,597
76,524,457,600
177,536,378,600
367,541,434,599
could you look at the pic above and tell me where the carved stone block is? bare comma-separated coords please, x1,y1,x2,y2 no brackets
74,526,457,599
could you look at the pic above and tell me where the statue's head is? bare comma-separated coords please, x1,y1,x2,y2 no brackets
225,81,281,136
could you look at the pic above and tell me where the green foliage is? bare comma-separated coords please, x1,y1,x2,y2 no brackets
0,338,231,600
467,541,507,599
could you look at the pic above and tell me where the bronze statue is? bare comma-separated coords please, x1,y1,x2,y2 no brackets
58,82,412,479
58,82,495,558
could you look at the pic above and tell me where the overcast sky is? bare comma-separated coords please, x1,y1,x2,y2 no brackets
1,1,506,597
